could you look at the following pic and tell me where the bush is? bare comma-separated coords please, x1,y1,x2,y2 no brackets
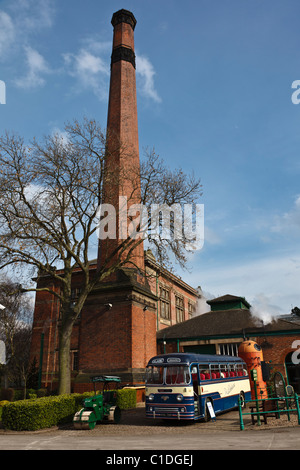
1,388,137,431
0,400,10,407
0,400,10,420
116,389,136,409
1,395,78,431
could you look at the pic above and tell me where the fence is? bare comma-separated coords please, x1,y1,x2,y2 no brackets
238,394,300,430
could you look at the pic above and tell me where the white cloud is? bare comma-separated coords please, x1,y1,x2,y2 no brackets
51,126,70,144
14,46,50,89
271,195,300,234
10,0,55,31
1,2,161,101
185,253,300,316
136,54,161,103
0,11,15,58
63,41,161,104
63,47,109,100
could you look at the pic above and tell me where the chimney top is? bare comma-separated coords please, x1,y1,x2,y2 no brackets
111,9,137,30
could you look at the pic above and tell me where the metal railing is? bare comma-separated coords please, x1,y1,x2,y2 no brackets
238,394,300,430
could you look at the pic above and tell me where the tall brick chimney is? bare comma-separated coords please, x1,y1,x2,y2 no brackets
77,10,157,385
98,9,144,273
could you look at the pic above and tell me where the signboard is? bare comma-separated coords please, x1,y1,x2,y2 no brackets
207,401,216,421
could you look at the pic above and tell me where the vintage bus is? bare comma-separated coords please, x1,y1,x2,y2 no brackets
145,353,251,421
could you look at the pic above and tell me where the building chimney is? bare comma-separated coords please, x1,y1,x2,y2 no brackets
98,9,144,273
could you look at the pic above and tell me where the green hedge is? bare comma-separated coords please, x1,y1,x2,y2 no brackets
116,389,136,410
1,389,137,431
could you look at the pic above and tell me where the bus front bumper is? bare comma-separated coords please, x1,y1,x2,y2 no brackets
146,405,195,420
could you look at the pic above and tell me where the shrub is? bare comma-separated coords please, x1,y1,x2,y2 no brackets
116,389,136,409
14,390,25,401
28,393,38,400
1,395,77,431
1,388,137,431
0,400,10,420
0,400,10,407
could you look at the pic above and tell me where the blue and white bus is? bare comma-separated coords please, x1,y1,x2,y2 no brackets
145,353,251,421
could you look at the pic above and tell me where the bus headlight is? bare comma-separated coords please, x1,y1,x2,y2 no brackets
149,394,154,401
176,394,184,402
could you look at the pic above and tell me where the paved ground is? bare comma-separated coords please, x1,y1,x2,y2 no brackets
1,405,300,451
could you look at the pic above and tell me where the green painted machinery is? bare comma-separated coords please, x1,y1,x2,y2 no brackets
73,375,121,429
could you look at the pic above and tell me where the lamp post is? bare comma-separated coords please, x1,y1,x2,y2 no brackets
0,304,6,387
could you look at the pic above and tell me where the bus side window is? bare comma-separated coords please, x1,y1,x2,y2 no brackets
228,364,237,377
210,364,220,379
236,363,248,376
220,364,228,378
199,365,209,380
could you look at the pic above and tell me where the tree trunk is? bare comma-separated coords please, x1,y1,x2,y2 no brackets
58,315,73,395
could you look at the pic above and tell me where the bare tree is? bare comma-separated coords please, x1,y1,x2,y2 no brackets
0,276,33,389
0,118,202,394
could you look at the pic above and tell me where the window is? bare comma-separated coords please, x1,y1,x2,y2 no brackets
220,364,229,378
236,363,248,376
71,287,82,299
71,350,79,371
175,295,184,323
199,364,211,380
219,343,239,356
70,287,82,312
228,363,238,377
145,366,164,385
160,287,170,320
145,365,191,385
210,364,221,379
165,366,191,385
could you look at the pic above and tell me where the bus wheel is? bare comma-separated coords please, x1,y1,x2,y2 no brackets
239,392,246,409
203,399,213,422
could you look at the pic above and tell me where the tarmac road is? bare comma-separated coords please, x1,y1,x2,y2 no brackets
0,428,300,450
0,406,300,451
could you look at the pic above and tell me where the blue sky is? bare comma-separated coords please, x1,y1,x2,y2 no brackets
1,0,300,320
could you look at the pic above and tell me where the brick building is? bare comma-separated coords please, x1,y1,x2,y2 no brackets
29,9,201,392
157,294,300,393
30,251,200,392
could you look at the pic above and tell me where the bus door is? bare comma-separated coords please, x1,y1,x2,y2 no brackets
191,365,200,416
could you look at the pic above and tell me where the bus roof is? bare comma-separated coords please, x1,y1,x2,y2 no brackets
147,352,245,366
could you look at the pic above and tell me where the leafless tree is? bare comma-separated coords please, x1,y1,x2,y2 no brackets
0,118,202,394
0,276,33,390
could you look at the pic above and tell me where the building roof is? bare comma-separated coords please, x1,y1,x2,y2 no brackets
157,305,300,342
207,294,251,310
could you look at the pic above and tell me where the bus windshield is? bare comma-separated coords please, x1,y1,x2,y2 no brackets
145,365,191,385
